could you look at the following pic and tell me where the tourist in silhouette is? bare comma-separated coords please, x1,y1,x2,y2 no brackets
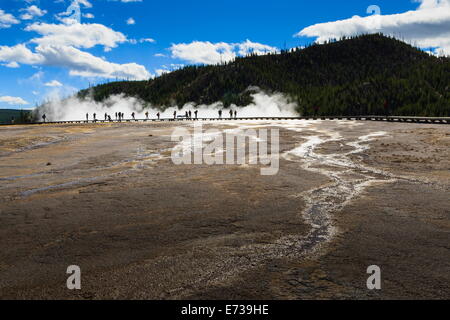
189,110,192,119
145,111,149,119
93,113,97,122
157,112,160,120
194,110,198,119
234,110,237,119
384,100,390,119
108,115,112,122
173,110,177,119
121,112,125,120
115,112,118,120
86,113,89,122
132,112,135,120
42,114,46,123
218,110,222,119
229,109,233,119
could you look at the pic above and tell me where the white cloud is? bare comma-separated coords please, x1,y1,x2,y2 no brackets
0,44,44,64
0,96,28,105
2,61,20,68
0,9,20,28
126,17,136,25
20,5,47,20
35,45,151,80
0,43,151,80
26,22,127,51
170,40,278,64
83,13,95,19
296,0,450,55
237,40,279,56
0,17,150,80
155,69,169,76
45,80,63,87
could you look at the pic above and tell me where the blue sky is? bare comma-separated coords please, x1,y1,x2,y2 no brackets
0,0,448,109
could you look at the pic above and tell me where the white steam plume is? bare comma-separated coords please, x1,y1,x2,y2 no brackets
36,88,299,121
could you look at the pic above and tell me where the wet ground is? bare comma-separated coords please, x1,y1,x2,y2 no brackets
0,120,448,299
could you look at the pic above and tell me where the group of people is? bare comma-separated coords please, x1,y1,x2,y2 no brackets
223,109,238,119
172,109,238,120
173,110,199,119
40,109,240,124
84,112,163,122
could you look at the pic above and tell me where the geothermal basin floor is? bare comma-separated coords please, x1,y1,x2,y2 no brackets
0,120,449,299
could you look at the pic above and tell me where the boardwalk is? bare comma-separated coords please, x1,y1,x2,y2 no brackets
2,115,450,126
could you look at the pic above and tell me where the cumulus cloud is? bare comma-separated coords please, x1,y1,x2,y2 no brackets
25,22,127,51
296,0,450,55
170,40,278,65
0,18,151,80
126,17,135,25
0,43,151,80
0,96,28,105
0,9,20,28
20,5,47,20
0,44,44,65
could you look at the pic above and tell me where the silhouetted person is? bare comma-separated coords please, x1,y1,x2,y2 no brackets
42,114,46,122
194,110,198,119
93,113,97,121
234,110,237,119
104,113,108,121
173,110,177,119
86,113,89,122
218,110,222,119
121,112,124,120
132,112,135,120
157,112,160,120
229,109,233,119
145,111,149,119
108,115,112,121
384,100,390,118
189,110,192,119
115,112,118,120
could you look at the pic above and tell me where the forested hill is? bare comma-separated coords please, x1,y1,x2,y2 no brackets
78,34,450,117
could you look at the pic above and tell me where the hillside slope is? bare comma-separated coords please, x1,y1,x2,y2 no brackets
79,34,450,117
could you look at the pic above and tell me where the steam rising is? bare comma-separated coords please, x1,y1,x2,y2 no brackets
36,88,299,121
